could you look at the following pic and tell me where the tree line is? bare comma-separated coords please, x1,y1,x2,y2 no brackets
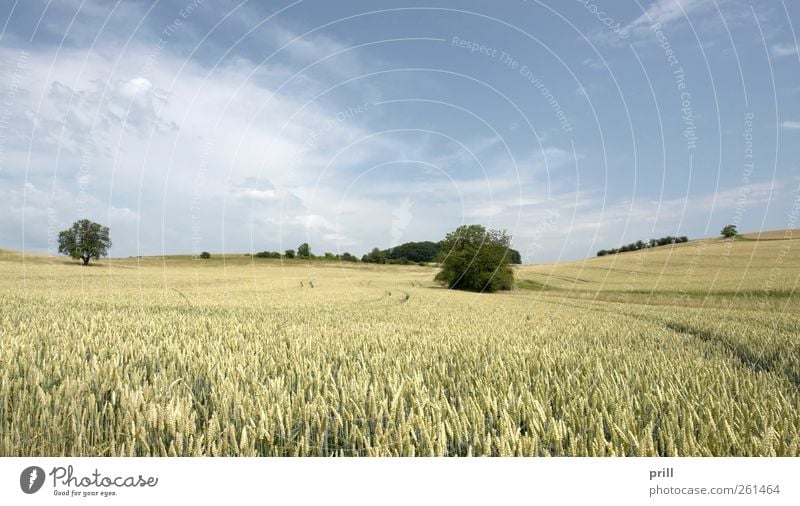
248,243,360,262
250,239,523,267
597,235,689,257
362,240,522,266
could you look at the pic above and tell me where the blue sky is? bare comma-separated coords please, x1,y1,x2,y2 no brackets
0,0,798,262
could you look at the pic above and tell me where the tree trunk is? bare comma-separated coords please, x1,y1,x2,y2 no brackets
82,256,90,265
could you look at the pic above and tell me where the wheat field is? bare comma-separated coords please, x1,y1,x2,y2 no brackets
1,234,798,456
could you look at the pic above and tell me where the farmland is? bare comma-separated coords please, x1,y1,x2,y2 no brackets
1,232,798,456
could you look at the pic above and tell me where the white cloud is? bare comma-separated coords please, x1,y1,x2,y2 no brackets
624,0,708,35
0,35,410,256
229,187,278,202
771,44,799,58
780,121,800,130
581,58,606,70
109,206,138,221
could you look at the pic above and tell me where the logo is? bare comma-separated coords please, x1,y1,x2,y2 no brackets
20,466,45,494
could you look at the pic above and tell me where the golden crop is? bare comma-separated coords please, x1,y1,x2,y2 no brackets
0,237,798,457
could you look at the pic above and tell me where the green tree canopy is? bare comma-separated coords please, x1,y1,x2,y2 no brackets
385,241,441,263
297,243,311,258
721,224,738,238
361,247,386,264
58,219,112,265
435,224,514,292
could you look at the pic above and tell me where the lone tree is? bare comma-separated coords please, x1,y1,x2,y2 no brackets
58,219,111,265
435,224,515,292
721,224,738,238
297,242,311,258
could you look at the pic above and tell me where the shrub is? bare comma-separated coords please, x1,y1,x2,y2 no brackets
435,224,514,292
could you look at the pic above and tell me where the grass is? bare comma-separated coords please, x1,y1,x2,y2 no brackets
0,231,798,456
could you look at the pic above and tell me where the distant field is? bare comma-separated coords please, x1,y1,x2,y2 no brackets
1,232,798,456
517,233,799,310
741,229,798,240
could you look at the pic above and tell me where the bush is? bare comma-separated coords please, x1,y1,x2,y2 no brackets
199,251,211,259
435,224,514,292
721,225,738,238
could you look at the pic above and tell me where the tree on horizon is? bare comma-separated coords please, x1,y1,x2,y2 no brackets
58,219,112,265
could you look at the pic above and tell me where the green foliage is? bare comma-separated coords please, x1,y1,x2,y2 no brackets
297,243,311,258
361,247,386,264
721,224,738,238
597,235,689,257
57,219,112,265
368,240,521,265
253,249,358,262
435,224,514,292
385,241,441,263
199,251,211,259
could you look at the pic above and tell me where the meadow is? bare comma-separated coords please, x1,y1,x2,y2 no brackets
1,233,798,456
